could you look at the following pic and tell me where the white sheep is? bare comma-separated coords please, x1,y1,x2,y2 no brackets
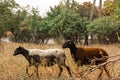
13,46,72,77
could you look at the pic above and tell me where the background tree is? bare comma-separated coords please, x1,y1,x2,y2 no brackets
0,0,19,37
41,1,89,44
76,1,98,20
103,0,115,16
98,0,102,18
87,16,119,43
0,0,119,44
114,0,120,22
90,0,96,20
15,7,42,42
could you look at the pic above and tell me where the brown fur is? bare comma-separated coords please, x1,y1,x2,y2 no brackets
76,47,108,65
62,40,109,65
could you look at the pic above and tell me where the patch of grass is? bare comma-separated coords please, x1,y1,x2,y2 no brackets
0,42,120,80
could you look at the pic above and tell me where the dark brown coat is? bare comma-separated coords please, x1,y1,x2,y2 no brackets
62,40,109,65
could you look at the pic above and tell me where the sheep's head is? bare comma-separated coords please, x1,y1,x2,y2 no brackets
62,40,75,49
13,46,25,56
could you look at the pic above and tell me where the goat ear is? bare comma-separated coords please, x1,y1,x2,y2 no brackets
69,41,72,44
19,46,22,49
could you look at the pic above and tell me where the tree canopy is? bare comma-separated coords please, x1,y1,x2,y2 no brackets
0,0,120,44
87,16,119,35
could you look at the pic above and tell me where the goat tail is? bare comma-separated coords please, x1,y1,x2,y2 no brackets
99,49,109,57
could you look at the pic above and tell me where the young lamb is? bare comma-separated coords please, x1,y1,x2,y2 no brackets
13,46,72,77
62,40,109,78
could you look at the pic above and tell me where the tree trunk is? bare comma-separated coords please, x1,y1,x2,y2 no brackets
116,32,120,43
98,0,102,18
90,0,96,20
90,34,94,44
67,0,70,9
84,34,89,45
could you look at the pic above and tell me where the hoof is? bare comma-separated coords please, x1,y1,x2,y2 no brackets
28,73,33,77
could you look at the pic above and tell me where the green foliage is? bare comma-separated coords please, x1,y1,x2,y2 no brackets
0,0,120,43
0,0,42,42
103,0,115,16
87,16,119,35
0,0,19,35
42,4,89,38
114,0,120,22
16,7,42,42
18,7,41,31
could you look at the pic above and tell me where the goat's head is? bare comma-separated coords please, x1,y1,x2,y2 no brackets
13,46,25,56
62,40,75,49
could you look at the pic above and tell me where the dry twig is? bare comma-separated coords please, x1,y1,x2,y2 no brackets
80,55,120,79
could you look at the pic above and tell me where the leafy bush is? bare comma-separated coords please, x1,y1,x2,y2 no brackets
87,16,119,35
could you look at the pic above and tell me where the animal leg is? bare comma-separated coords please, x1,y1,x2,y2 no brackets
98,66,110,80
64,64,72,77
26,65,31,74
26,66,29,74
62,59,72,77
103,65,110,78
35,64,39,77
97,67,103,80
57,65,63,77
26,65,33,77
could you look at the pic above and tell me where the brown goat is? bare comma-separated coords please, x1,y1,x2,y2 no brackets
75,47,108,65
62,40,108,65
62,40,109,78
